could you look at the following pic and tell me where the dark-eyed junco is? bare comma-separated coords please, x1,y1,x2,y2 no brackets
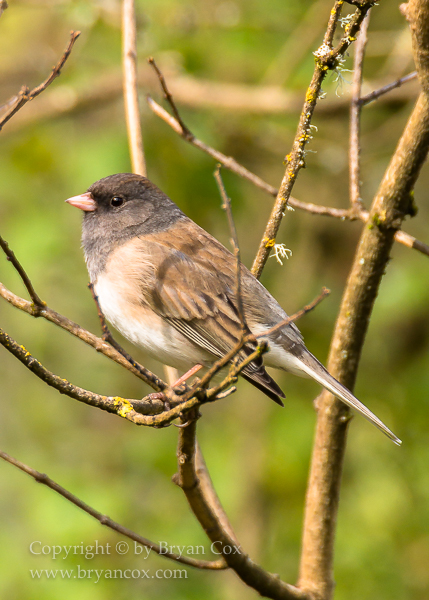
66,173,400,444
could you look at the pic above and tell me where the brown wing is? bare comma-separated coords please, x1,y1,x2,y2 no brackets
141,221,285,404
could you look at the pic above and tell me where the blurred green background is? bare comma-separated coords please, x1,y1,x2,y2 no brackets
0,1,428,598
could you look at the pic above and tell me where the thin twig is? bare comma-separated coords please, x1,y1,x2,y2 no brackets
147,47,389,255
0,292,275,428
359,71,418,105
0,255,299,427
88,283,168,389
349,12,370,212
0,324,208,427
323,0,344,47
0,237,165,389
394,229,429,254
0,451,226,570
147,98,429,258
0,279,166,391
148,57,191,137
256,288,330,340
147,95,280,195
0,326,160,419
0,237,329,424
122,0,146,176
0,31,80,131
205,343,268,401
0,235,45,309
148,97,348,214
88,282,113,340
214,165,246,333
203,285,330,400
209,386,237,400
187,337,258,399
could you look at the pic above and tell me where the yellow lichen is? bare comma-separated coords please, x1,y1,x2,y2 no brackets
114,397,133,418
305,89,316,103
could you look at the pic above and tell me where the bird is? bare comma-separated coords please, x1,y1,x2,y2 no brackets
65,173,400,445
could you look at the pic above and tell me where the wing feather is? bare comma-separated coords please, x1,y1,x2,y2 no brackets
140,231,284,402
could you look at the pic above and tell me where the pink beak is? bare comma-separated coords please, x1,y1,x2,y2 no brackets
65,192,97,212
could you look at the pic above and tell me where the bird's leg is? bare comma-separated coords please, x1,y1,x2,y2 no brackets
145,366,202,412
172,364,203,388
153,367,203,429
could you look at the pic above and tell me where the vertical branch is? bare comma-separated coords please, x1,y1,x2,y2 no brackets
349,12,370,212
175,421,306,600
299,3,429,598
214,166,246,332
122,0,146,176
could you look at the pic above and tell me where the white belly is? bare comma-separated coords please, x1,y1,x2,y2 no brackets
94,275,214,371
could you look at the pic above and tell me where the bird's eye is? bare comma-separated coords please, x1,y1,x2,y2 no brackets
110,196,124,208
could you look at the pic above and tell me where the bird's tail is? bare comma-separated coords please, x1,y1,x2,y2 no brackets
296,351,401,445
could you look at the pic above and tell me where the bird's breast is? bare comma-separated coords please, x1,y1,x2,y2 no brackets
92,240,215,371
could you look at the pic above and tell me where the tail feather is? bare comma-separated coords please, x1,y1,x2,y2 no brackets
297,351,401,445
241,370,285,407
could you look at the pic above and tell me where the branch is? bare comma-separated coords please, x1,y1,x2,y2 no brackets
3,67,419,139
0,450,226,570
401,0,429,95
394,228,429,254
0,281,280,429
0,232,166,389
0,31,80,131
349,13,371,212
214,165,246,332
87,282,168,389
0,326,199,426
175,421,308,600
0,240,311,428
147,96,429,258
202,289,329,401
299,3,429,597
0,235,45,309
0,233,324,429
122,0,146,176
148,57,192,137
147,95,280,196
0,278,166,392
194,441,239,543
359,71,418,105
256,288,330,340
251,1,376,279
204,343,268,401
165,370,240,550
